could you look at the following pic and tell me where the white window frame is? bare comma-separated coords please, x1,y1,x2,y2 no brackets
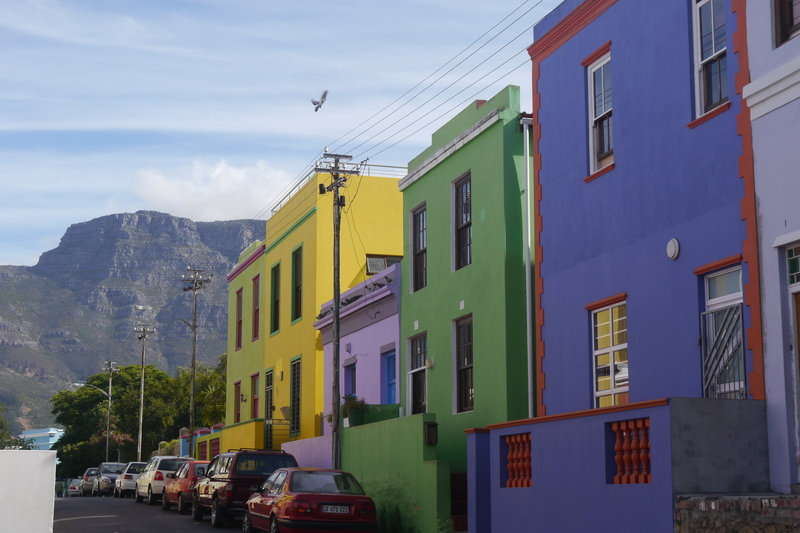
692,0,728,116
705,266,742,311
592,301,628,408
451,171,472,272
587,53,613,173
410,202,427,293
452,315,474,414
407,334,428,415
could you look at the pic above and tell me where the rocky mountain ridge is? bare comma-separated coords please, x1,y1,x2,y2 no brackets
0,211,264,432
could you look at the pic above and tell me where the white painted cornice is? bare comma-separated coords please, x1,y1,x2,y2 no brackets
398,109,502,191
744,54,800,119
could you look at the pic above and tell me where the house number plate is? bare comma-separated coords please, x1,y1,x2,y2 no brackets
322,505,349,514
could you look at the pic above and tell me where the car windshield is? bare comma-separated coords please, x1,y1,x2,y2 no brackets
158,459,183,471
235,455,297,477
101,464,125,474
87,469,99,475
289,472,365,495
127,463,145,474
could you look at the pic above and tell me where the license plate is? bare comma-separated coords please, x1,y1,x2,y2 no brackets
322,505,349,514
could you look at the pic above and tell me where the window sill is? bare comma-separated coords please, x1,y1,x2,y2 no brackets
291,317,303,326
687,101,730,129
584,163,615,183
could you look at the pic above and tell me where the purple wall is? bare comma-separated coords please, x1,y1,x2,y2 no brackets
315,265,400,435
534,0,750,415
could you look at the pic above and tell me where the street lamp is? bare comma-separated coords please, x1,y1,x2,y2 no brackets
76,361,117,463
134,268,210,458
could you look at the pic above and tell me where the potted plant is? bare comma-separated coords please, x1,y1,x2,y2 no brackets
327,394,370,427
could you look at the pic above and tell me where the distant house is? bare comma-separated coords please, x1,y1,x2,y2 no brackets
19,427,63,450
744,1,800,493
467,1,773,532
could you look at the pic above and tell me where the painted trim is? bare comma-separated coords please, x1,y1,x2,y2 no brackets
686,102,731,129
585,292,627,311
227,244,266,282
581,40,612,67
732,0,765,400
486,398,670,431
743,53,800,120
399,111,501,191
464,427,490,434
250,371,260,378
265,207,317,255
693,254,742,276
773,229,800,248
528,0,620,417
583,163,615,183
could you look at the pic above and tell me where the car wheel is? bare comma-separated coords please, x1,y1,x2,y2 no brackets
270,516,280,533
191,492,204,521
161,491,171,511
211,498,227,528
177,493,190,515
242,510,257,533
147,486,158,506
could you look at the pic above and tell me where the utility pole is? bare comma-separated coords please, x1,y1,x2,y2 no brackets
133,325,154,462
182,266,212,457
102,361,119,462
316,151,360,470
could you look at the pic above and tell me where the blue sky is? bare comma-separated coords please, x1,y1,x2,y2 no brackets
0,0,560,266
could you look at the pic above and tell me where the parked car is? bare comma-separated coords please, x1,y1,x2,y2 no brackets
162,460,209,514
92,462,126,496
242,468,377,533
114,461,146,498
134,455,188,505
67,478,81,497
192,449,298,527
78,467,99,496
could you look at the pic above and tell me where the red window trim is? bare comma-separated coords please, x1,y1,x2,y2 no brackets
584,163,616,183
585,292,627,311
686,102,731,129
581,40,611,67
693,254,742,276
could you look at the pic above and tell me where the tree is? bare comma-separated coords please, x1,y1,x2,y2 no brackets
0,403,33,450
174,353,227,429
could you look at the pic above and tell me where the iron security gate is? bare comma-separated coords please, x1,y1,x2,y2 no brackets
701,303,746,399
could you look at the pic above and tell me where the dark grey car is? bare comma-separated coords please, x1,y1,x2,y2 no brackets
92,462,126,496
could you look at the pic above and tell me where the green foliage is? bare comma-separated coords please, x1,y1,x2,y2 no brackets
0,403,33,450
364,481,421,533
326,394,370,424
174,353,227,429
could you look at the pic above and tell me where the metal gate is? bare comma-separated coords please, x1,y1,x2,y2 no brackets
701,303,746,399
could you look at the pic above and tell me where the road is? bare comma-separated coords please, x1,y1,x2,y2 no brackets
54,494,238,532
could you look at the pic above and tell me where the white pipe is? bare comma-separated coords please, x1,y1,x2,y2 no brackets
521,115,534,419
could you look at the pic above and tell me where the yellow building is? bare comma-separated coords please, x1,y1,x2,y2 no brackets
201,166,403,455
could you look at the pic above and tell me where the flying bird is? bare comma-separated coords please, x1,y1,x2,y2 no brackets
311,90,328,112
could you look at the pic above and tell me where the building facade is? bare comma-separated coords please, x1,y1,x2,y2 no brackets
744,0,800,494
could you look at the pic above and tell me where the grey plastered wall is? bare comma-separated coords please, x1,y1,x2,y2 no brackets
670,398,770,494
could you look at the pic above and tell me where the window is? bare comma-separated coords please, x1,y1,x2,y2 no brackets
234,380,242,423
366,255,402,275
694,0,728,114
592,302,628,408
456,316,474,412
252,275,260,340
409,335,427,414
787,245,800,285
383,350,397,404
235,289,243,350
292,247,302,322
412,206,427,291
454,175,472,269
264,370,274,449
344,364,356,396
701,267,745,398
270,264,280,334
251,373,260,419
589,54,613,171
290,359,301,435
776,0,800,45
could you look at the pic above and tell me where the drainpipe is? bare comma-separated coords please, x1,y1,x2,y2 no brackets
520,114,534,419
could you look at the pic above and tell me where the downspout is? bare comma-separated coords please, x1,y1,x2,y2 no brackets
521,114,534,419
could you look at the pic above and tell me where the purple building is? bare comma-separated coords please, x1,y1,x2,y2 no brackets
466,0,772,531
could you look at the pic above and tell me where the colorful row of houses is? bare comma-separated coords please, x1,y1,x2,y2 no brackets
186,1,800,531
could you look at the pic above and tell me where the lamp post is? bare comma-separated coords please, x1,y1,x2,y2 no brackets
79,361,117,463
133,325,154,462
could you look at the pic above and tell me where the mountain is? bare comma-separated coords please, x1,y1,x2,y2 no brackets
0,211,264,433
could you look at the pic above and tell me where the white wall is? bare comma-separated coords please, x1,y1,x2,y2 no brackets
0,450,57,531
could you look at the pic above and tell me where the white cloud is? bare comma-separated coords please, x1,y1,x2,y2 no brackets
133,159,292,222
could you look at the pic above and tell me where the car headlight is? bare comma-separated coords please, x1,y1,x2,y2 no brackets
101,476,111,483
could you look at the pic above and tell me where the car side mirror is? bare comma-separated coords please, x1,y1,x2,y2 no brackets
206,470,214,477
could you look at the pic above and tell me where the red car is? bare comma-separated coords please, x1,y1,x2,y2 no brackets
162,460,210,514
242,468,377,533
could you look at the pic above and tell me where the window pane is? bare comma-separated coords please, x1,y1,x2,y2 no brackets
596,366,611,391
700,1,714,60
614,350,628,387
594,310,611,350
602,63,612,111
612,304,627,345
594,68,604,117
708,269,741,299
788,246,800,284
713,0,726,52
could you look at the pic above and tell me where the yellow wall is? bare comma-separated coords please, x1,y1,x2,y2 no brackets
225,171,403,449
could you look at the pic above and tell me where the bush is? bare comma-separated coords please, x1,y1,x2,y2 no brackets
364,480,421,533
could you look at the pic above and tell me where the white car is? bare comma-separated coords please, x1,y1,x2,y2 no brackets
134,456,187,505
114,462,146,498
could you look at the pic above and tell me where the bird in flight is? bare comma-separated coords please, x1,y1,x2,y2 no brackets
311,90,328,112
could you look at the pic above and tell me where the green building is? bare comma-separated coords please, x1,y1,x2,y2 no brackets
342,85,532,532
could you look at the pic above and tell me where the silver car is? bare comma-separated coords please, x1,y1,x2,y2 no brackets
114,462,146,498
92,462,126,496
79,467,99,496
